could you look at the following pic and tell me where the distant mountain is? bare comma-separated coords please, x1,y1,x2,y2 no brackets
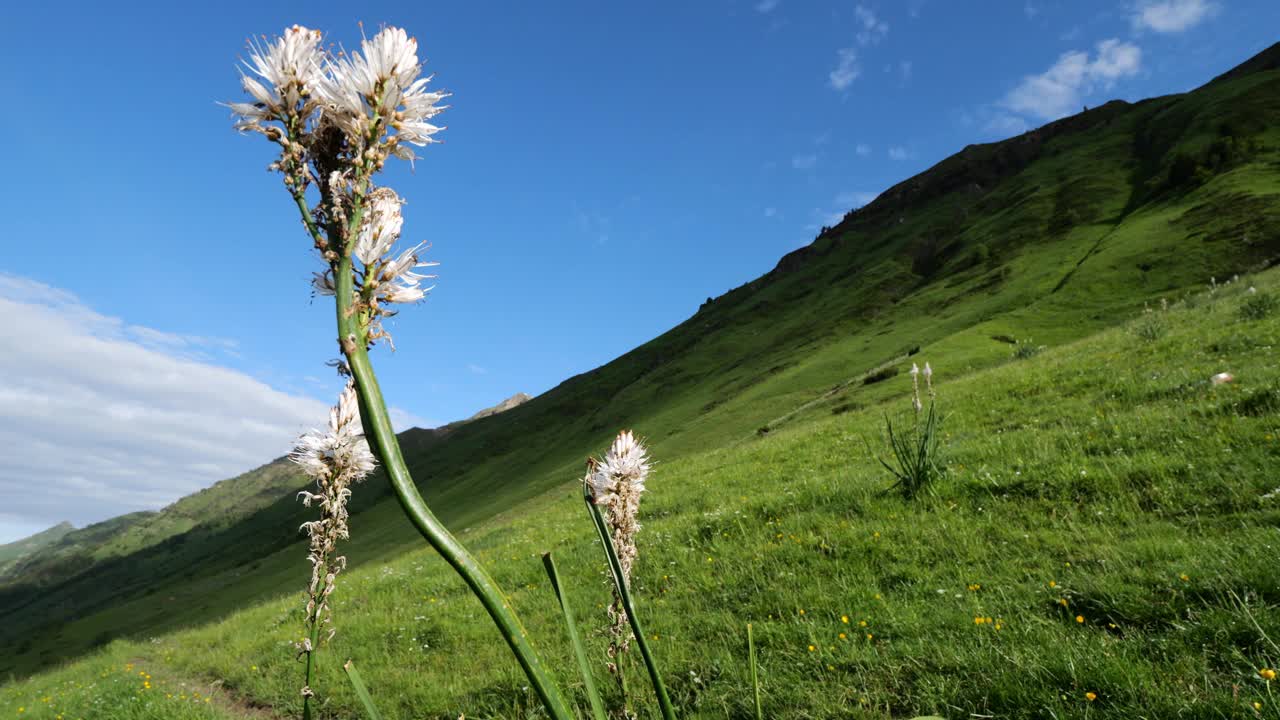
0,522,75,577
3,43,1278,676
0,391,534,592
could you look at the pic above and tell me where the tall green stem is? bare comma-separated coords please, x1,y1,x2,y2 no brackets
302,608,320,720
332,255,574,720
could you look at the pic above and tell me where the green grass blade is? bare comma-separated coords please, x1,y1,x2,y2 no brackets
342,660,385,720
584,483,678,720
543,551,608,720
748,623,762,720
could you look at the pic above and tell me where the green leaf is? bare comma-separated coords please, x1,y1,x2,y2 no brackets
543,551,608,720
343,659,385,720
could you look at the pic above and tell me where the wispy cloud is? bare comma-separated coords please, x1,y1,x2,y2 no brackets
855,143,872,156
467,363,488,375
1000,39,1141,120
829,48,861,90
854,5,890,46
888,145,912,160
828,5,890,92
835,190,880,208
985,112,1030,136
389,407,438,432
1132,0,1217,33
755,0,781,13
0,272,333,532
571,202,611,245
792,153,818,170
764,207,778,218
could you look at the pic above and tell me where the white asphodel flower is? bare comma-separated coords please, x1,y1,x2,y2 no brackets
311,270,336,296
909,362,922,413
375,243,438,304
228,25,325,130
589,430,651,504
354,189,405,265
316,26,448,154
290,382,376,484
393,75,449,148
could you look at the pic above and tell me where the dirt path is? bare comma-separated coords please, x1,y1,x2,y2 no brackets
129,654,283,719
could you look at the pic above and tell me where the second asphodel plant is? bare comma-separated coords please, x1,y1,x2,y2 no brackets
226,23,581,719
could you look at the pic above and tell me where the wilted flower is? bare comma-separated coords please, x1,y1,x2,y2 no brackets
923,362,934,398
291,381,375,651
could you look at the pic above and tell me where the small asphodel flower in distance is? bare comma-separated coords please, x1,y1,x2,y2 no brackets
586,430,652,678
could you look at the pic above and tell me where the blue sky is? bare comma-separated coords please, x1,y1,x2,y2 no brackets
0,0,1275,542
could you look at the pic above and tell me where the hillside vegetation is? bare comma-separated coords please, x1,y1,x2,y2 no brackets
5,255,1280,720
1,43,1278,719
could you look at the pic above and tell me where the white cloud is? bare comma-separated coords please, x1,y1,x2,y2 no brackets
1132,0,1216,33
0,273,336,531
388,407,437,432
835,190,880,208
764,207,778,218
805,206,847,232
854,5,890,46
985,112,1030,136
888,145,912,160
855,143,872,156
829,48,861,90
827,4,889,92
466,363,488,375
900,60,913,81
792,153,818,170
1000,39,1141,120
755,0,781,13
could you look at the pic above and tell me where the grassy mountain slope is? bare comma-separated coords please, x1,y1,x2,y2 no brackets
1,44,1278,687
6,260,1280,719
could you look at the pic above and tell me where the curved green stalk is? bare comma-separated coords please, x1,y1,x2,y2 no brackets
333,255,574,720
543,552,608,720
584,484,677,720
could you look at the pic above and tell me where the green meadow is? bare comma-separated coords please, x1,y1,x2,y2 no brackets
5,266,1280,719
2,43,1280,720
